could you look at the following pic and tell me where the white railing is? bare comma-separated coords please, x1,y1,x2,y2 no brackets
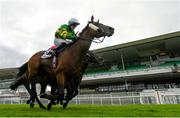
1,91,180,105
70,95,157,105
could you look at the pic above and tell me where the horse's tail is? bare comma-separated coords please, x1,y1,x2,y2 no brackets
10,74,26,90
17,62,28,77
10,62,28,90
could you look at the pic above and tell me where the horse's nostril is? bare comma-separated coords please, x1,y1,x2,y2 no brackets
108,27,113,31
109,27,114,30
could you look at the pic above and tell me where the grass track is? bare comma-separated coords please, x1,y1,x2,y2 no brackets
0,104,180,117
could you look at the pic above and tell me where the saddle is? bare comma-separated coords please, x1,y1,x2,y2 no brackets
40,43,67,68
41,41,78,68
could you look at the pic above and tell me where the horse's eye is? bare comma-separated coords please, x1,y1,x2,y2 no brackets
97,29,101,33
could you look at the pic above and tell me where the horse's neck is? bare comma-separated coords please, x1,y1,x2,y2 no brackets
69,29,93,59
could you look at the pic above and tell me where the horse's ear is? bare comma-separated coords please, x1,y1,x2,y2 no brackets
97,19,99,23
91,15,94,22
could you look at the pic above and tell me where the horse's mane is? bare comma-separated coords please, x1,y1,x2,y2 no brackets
78,24,89,36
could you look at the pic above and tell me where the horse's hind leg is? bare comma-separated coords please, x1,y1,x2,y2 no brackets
39,81,48,98
31,83,46,109
24,83,35,108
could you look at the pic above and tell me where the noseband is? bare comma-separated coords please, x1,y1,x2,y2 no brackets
79,23,106,43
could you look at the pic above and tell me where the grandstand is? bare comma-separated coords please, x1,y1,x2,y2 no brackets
82,31,180,93
0,31,180,105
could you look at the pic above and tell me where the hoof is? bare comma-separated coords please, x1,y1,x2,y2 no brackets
27,99,35,104
40,105,46,109
63,103,67,109
47,105,51,111
26,99,31,104
60,100,64,105
47,103,52,111
53,100,59,105
30,103,34,108
40,93,47,98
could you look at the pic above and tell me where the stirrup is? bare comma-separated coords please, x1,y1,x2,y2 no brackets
41,54,52,59
41,50,55,59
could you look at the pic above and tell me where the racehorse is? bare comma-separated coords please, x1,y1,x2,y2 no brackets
27,15,114,101
10,16,114,110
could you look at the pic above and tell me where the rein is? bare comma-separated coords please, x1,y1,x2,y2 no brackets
79,36,106,43
92,37,106,43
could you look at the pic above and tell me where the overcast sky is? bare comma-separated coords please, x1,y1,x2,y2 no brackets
0,0,180,68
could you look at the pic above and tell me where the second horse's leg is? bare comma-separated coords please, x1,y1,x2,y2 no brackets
47,72,65,110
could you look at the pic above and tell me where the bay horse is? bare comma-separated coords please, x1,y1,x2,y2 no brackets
27,16,114,100
10,16,114,110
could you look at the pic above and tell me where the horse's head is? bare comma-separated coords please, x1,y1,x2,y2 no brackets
79,16,114,41
88,16,114,38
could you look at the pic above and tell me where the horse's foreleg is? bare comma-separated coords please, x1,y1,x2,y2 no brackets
70,89,79,100
56,72,65,101
63,88,74,109
63,79,78,109
63,87,79,108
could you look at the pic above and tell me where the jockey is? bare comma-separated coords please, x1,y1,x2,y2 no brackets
41,18,80,59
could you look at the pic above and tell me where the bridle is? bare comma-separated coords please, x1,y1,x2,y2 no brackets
78,23,107,44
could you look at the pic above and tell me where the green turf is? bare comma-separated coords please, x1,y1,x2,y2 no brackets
0,104,180,117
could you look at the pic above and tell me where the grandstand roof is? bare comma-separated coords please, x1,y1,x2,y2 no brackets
0,31,180,81
93,31,180,54
92,31,180,64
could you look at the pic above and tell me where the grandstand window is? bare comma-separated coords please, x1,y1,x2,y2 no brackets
170,83,176,88
96,84,132,92
140,56,149,62
152,84,158,89
164,84,171,89
148,84,153,89
151,55,157,61
110,65,118,71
